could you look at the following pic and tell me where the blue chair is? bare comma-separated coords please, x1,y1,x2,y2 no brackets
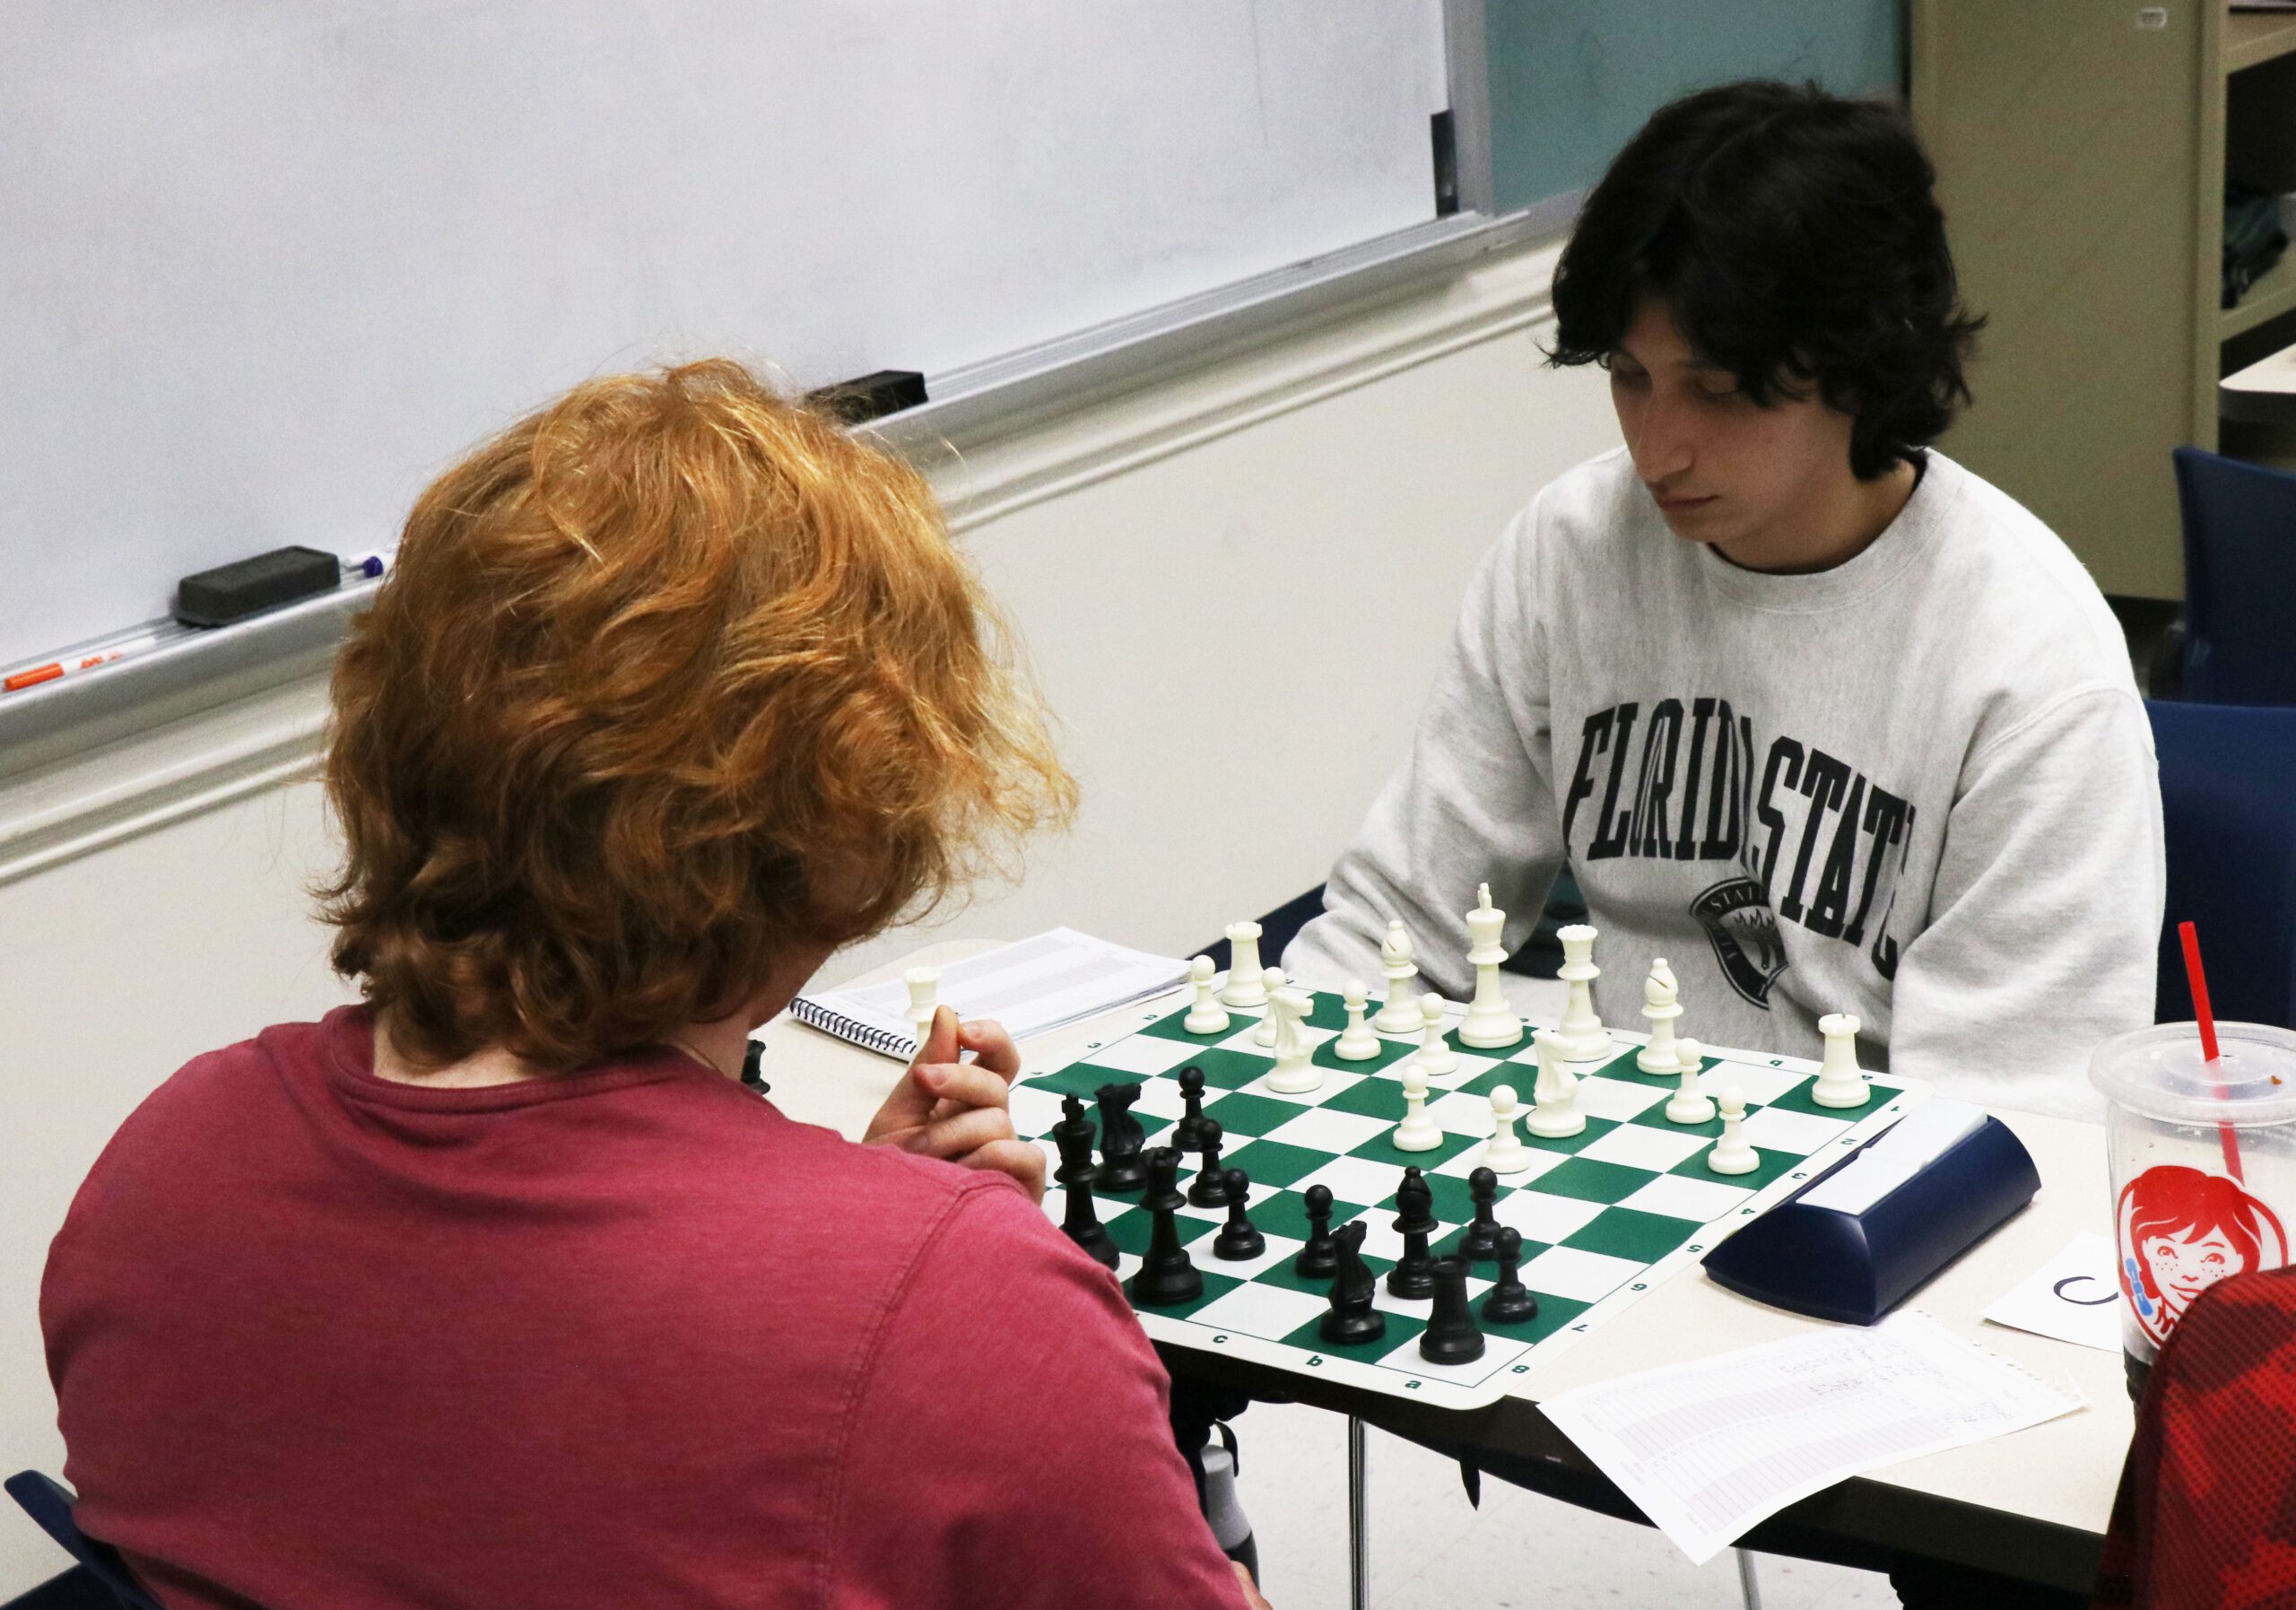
2170,447,2296,705
3,1473,161,1610
2148,701,2296,1028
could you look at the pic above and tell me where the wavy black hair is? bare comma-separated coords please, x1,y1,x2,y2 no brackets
1548,80,1984,482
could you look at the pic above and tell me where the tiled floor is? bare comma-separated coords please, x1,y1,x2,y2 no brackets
1230,1399,1892,1609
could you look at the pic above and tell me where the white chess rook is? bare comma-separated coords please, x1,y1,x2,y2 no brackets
1183,954,1230,1035
1372,920,1422,1033
1221,921,1268,1008
1253,967,1288,1048
1393,1063,1441,1151
1524,1027,1586,1138
1414,993,1458,1076
1663,1035,1714,1126
903,965,940,1046
1264,987,1324,1094
1333,980,1381,1060
1708,1088,1759,1174
1458,883,1524,1049
1484,1086,1533,1173
1549,924,1610,1062
1811,1013,1871,1108
1637,957,1682,1074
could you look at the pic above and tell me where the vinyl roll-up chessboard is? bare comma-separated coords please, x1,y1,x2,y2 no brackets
1010,985,1921,1411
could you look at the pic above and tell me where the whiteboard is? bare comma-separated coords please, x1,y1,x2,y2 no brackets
2,1,1445,668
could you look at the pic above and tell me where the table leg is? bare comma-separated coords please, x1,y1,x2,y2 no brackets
1348,1415,1370,1610
1736,1547,1762,1610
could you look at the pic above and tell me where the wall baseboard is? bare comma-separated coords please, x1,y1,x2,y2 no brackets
0,236,1561,892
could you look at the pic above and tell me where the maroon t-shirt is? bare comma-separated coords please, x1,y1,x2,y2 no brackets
42,1005,1245,1610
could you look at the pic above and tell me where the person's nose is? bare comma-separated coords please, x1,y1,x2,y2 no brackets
1631,391,1696,487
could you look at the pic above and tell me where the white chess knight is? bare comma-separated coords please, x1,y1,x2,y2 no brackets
1264,985,1324,1093
1458,884,1525,1049
1811,1013,1872,1108
1708,1087,1759,1174
903,965,940,1041
1333,979,1381,1060
1524,1027,1586,1137
1183,954,1230,1035
1484,1085,1533,1173
1393,1062,1441,1151
1637,958,1683,1074
1663,1035,1715,1125
1414,992,1459,1076
1372,920,1422,1033
1548,924,1611,1062
1253,967,1288,1048
1221,921,1269,1009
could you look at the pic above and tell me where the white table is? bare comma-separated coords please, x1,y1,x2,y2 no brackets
769,940,2133,1594
2222,341,2296,425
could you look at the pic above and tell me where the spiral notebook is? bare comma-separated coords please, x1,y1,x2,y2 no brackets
789,927,1189,1058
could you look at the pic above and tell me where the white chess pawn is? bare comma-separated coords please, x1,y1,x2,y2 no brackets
1253,966,1288,1047
1221,920,1268,1008
1638,957,1683,1074
1548,924,1611,1061
1393,1062,1441,1151
1183,954,1230,1035
1524,1027,1586,1137
1663,1035,1714,1125
1265,987,1324,1093
1414,992,1458,1076
1707,1088,1759,1174
1484,1085,1533,1173
1458,883,1525,1049
1372,920,1422,1033
1811,1013,1871,1108
903,965,940,1044
1333,979,1381,1060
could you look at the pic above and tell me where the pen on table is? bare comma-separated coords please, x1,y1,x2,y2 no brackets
2,549,392,693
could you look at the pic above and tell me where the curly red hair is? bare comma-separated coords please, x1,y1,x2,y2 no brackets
320,360,1074,1069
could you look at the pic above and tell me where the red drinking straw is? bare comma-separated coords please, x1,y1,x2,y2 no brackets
2179,920,2246,1182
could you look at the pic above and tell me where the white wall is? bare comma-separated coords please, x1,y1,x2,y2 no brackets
0,234,1616,1592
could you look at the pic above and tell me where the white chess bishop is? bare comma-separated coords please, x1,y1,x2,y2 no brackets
1183,954,1230,1034
1548,924,1611,1062
1264,985,1323,1094
1393,1063,1441,1151
1372,920,1422,1033
1484,1085,1532,1173
1457,884,1524,1049
1221,921,1269,1008
1333,979,1381,1060
1414,992,1458,1076
1638,958,1682,1074
1811,1013,1871,1108
1524,1027,1586,1137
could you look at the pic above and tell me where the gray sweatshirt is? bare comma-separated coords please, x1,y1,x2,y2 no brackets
1287,447,2163,1120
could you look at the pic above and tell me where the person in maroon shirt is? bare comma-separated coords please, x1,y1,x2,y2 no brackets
41,361,1267,1610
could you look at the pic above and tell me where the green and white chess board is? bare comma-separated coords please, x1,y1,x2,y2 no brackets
1008,987,1924,1411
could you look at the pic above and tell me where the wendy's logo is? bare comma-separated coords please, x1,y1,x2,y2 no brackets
2117,1165,2289,1347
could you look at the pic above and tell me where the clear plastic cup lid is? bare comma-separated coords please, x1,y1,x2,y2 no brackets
2090,1022,2296,1128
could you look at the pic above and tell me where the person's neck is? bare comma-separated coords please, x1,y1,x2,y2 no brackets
1714,457,1918,575
369,1008,753,1088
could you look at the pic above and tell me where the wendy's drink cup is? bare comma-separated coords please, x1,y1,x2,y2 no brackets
2090,1023,2296,1400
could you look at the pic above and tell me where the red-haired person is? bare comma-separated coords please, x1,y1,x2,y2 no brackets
41,362,1267,1610
2118,1164,2292,1349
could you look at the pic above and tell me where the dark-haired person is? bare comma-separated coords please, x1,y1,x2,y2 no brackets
1288,80,2162,1122
42,363,1266,1610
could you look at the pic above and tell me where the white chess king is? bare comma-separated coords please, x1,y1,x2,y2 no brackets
1457,884,1524,1049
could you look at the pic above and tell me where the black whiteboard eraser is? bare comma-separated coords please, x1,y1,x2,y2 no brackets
807,370,927,425
173,545,341,627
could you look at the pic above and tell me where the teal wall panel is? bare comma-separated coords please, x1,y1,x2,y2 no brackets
1487,0,1903,212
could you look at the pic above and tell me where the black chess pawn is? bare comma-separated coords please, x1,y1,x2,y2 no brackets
1052,1094,1098,1188
1385,1164,1439,1300
1481,1227,1539,1326
1293,1183,1340,1279
1318,1220,1387,1345
1419,1257,1487,1365
1172,1065,1211,1151
1094,1082,1150,1195
1186,1118,1229,1207
1459,1166,1504,1263
1213,1168,1265,1260
1124,1147,1204,1307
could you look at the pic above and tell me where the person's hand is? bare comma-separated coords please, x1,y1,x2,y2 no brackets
1231,1561,1273,1609
862,1006,1045,1202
